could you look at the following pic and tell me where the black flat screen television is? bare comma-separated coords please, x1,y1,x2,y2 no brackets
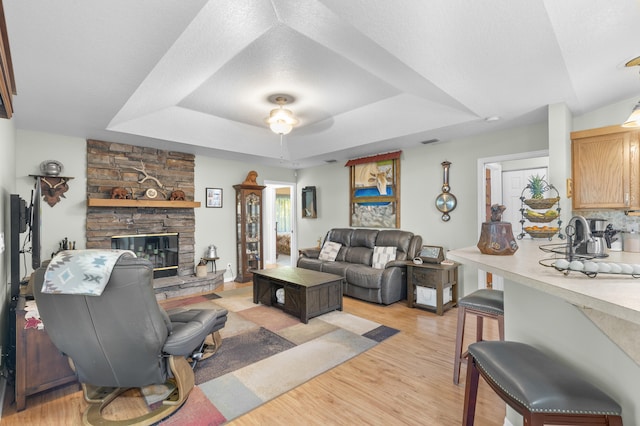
30,183,42,270
10,194,27,299
9,183,42,299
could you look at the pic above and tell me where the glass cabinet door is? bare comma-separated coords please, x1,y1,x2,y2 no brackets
234,184,265,282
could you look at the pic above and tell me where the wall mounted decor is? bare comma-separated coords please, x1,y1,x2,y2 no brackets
301,186,317,218
346,151,401,228
40,160,64,176
435,161,457,221
31,174,73,207
206,188,223,208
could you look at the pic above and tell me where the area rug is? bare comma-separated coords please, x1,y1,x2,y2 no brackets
157,286,399,425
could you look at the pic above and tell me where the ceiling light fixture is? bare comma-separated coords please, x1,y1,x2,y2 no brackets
623,58,640,127
623,101,640,128
265,95,298,135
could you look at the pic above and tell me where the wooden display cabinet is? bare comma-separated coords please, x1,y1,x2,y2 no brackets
571,125,640,210
234,182,266,282
407,262,459,315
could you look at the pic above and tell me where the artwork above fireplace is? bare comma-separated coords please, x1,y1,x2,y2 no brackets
111,232,178,278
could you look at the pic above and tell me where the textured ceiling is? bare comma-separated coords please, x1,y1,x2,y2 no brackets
5,0,640,168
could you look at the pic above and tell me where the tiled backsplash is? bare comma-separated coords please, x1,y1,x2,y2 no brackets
572,210,640,232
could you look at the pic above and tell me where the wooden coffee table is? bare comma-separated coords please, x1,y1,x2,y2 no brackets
252,267,343,323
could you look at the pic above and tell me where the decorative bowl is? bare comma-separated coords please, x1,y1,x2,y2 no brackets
40,160,63,176
523,197,560,209
523,213,556,223
525,227,559,239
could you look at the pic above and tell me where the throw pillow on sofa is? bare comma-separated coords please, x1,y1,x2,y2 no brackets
372,246,397,269
319,241,341,261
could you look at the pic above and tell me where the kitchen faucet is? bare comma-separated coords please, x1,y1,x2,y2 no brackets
566,215,594,260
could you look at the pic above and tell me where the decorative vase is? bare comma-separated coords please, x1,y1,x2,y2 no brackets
40,160,63,176
195,263,207,278
477,204,518,255
477,222,519,255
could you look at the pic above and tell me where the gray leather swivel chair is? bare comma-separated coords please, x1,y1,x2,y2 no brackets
33,252,228,426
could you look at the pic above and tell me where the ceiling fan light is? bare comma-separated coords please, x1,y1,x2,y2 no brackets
265,94,298,135
268,107,298,125
269,120,293,135
623,101,640,127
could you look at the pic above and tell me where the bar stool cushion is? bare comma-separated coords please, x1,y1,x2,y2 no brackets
469,341,622,416
458,289,504,315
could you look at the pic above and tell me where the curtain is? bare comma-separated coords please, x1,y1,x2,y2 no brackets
276,195,291,233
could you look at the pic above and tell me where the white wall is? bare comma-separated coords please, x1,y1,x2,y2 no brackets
297,122,549,256
0,118,15,359
574,95,639,131
10,96,633,281
14,132,297,279
295,163,350,249
194,156,295,278
15,130,86,276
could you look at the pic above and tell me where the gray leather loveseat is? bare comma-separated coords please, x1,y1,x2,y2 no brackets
297,228,422,305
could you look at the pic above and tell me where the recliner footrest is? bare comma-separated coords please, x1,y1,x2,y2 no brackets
164,307,228,357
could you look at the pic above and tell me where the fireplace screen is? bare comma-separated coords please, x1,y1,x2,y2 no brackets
111,232,178,278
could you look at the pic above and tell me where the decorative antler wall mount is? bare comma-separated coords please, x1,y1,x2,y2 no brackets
33,175,73,207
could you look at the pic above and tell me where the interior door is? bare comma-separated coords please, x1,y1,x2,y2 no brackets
264,181,297,267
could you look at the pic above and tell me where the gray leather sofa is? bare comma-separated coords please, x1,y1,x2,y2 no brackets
297,228,422,304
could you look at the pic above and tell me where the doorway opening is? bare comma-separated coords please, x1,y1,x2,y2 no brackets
264,181,297,268
477,150,549,289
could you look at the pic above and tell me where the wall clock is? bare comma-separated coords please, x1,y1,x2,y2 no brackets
435,161,457,221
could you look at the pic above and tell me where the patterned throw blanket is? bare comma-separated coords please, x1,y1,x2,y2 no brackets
42,249,136,296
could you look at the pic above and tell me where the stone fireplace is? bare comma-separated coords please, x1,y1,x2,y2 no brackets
111,232,179,278
85,140,196,277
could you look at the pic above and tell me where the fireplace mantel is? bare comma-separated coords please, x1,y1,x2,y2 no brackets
87,199,201,208
86,139,198,277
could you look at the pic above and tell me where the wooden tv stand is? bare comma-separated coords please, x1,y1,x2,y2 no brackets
14,296,78,411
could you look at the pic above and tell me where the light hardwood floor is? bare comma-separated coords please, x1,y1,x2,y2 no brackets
1,281,505,425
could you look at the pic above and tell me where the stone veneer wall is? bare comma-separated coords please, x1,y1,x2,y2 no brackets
86,140,196,276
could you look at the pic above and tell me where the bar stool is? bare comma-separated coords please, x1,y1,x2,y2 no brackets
463,341,623,425
453,289,504,384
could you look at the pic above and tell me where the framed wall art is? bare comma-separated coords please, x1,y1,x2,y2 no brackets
346,150,401,228
206,187,223,208
302,186,317,218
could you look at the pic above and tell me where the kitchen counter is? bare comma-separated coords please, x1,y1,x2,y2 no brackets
448,240,640,425
448,240,640,326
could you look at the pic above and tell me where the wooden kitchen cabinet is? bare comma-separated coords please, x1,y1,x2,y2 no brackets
571,125,640,210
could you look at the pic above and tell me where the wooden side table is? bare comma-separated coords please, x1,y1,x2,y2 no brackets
407,261,459,315
15,296,78,411
201,256,219,273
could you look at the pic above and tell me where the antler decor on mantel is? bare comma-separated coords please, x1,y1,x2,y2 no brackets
133,160,165,188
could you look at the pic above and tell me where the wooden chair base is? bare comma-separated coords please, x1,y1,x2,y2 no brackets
81,356,194,426
453,305,504,384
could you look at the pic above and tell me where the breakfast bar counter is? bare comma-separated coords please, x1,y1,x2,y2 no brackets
448,240,640,425
448,240,640,326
